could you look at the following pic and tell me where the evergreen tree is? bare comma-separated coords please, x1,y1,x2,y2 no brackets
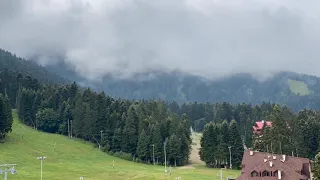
111,128,122,152
36,108,59,133
137,130,150,161
269,105,292,155
122,105,139,155
228,120,244,169
167,134,181,166
73,96,85,137
94,92,107,135
314,153,320,180
82,103,94,140
0,94,13,140
216,120,229,165
199,123,218,167
151,124,163,163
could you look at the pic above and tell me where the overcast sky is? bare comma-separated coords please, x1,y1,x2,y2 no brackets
1,0,320,80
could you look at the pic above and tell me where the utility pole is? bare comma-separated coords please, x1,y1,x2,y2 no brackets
35,114,37,130
91,135,101,150
27,116,36,130
70,120,73,138
216,168,222,180
164,139,167,174
67,118,70,137
0,164,17,180
37,156,46,180
152,144,155,165
228,146,232,169
100,130,103,148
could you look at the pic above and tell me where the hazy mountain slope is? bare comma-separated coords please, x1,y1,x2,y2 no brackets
45,62,320,111
0,49,67,84
2,48,320,111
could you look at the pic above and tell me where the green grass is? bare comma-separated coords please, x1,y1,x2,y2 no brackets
287,79,312,96
0,110,240,180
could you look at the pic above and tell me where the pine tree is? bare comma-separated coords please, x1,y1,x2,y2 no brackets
36,108,59,133
3,95,12,134
73,96,85,137
122,105,139,155
167,134,181,166
137,130,150,162
314,153,320,180
199,123,218,167
228,120,244,169
270,105,292,155
0,94,6,140
151,124,163,163
94,92,107,133
176,122,191,165
111,128,123,152
82,103,94,140
215,121,229,166
295,110,312,158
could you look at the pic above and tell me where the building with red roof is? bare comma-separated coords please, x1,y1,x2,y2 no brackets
253,120,272,135
236,150,312,180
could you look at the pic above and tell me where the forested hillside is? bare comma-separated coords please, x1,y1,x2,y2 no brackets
47,61,320,111
0,66,285,147
2,48,320,111
0,49,66,84
0,69,191,166
199,104,320,170
1,64,320,169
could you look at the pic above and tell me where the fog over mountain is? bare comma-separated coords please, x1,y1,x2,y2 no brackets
1,0,320,81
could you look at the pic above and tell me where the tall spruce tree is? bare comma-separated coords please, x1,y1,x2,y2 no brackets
217,120,229,165
73,96,85,137
122,105,139,155
151,124,163,163
0,94,13,140
228,120,244,169
269,105,292,155
137,130,150,162
36,108,59,133
167,134,181,166
82,103,94,140
199,123,218,167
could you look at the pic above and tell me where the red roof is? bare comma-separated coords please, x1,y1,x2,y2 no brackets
253,120,272,133
236,150,312,180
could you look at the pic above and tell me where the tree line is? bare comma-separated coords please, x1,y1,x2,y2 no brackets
252,105,320,160
199,120,243,169
0,93,13,141
15,76,191,166
167,101,276,147
2,68,320,168
199,104,320,169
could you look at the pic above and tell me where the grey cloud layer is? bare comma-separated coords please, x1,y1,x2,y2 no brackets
0,0,320,80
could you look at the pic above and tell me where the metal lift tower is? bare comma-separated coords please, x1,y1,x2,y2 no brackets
0,164,17,180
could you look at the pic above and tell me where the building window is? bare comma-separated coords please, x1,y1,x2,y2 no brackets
251,171,259,177
262,170,270,177
273,171,278,177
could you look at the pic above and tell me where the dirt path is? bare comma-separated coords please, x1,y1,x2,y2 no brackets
189,132,205,165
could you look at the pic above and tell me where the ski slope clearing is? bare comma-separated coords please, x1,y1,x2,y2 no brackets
0,110,240,180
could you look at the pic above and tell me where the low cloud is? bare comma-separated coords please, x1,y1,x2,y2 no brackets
1,0,320,81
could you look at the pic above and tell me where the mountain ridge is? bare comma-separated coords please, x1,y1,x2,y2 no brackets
45,60,320,111
2,48,320,111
